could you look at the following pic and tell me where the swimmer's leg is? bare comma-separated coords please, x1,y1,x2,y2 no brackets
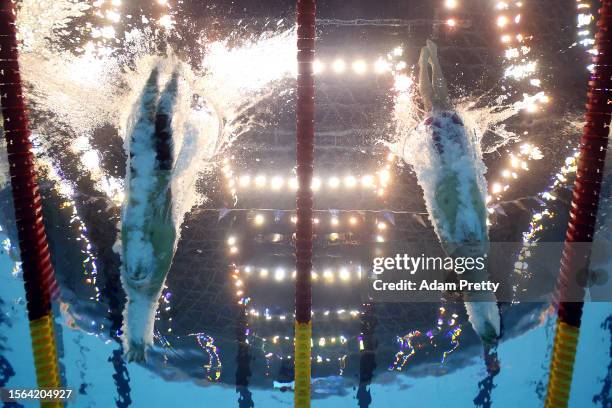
464,300,500,347
426,39,453,111
419,45,434,112
148,71,178,290
461,259,500,347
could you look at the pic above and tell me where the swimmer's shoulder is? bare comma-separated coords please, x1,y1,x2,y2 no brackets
426,110,463,126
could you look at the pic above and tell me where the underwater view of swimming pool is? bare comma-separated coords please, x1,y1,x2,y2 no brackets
0,0,611,406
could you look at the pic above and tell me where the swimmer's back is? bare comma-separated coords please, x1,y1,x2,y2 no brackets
424,110,488,248
423,110,467,157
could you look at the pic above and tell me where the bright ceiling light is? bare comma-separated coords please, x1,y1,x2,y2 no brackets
374,58,390,74
379,169,391,185
239,175,250,187
496,1,509,10
313,59,325,74
329,177,340,189
361,175,374,188
352,60,367,74
271,176,284,190
332,59,346,73
255,175,266,188
275,268,286,281
510,155,520,168
344,175,357,188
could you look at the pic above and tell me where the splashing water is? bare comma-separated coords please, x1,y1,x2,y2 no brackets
202,28,296,95
392,80,520,158
15,0,91,55
196,27,297,142
20,50,122,134
15,0,297,208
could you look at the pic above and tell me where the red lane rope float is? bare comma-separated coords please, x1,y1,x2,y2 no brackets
545,1,611,407
295,0,315,406
0,0,62,401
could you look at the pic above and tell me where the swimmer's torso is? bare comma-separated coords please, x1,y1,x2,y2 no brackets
422,111,488,255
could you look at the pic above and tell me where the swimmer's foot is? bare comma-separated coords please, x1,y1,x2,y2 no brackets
479,321,499,348
124,341,147,363
483,345,501,376
465,301,501,347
